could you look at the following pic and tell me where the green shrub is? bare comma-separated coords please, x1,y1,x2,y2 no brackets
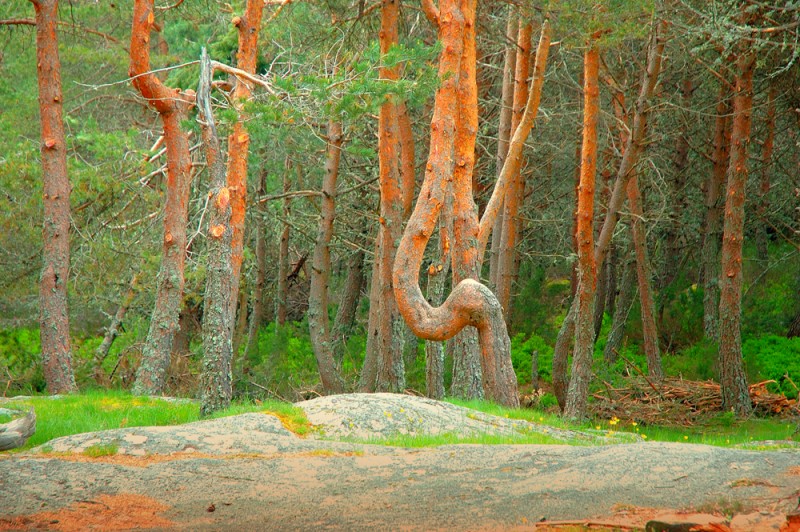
510,333,554,385
743,335,800,399
664,339,719,381
0,328,45,394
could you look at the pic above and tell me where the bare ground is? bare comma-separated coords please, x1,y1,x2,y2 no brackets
1,394,798,531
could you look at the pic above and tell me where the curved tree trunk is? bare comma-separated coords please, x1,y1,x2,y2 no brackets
307,119,345,395
130,0,194,396
563,44,599,421
718,52,756,417
198,50,234,416
226,0,265,331
393,0,518,407
30,0,77,394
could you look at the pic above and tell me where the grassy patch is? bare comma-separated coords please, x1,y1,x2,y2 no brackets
0,390,309,451
83,442,119,457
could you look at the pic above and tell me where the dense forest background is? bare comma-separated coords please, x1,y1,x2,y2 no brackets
1,0,798,417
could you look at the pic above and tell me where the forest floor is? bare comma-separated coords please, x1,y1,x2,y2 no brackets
1,394,799,531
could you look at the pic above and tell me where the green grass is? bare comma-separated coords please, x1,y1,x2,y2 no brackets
0,389,309,451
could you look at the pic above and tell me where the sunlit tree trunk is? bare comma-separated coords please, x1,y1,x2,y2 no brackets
718,52,755,417
494,19,532,316
448,0,484,401
130,0,194,396
198,50,234,416
552,20,664,410
226,0,265,331
307,119,346,394
702,84,731,341
563,44,599,420
394,0,518,407
30,0,77,394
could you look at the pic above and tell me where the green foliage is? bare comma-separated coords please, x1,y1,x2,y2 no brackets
0,328,44,394
511,333,554,385
743,335,800,399
664,339,719,382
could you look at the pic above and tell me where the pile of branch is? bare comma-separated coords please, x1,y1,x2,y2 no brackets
590,377,799,426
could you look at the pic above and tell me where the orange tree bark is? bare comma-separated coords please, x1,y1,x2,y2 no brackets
494,19,532,317
362,0,407,393
197,50,234,416
718,52,756,417
448,0,483,400
226,0,265,330
488,11,518,288
31,0,77,394
702,83,731,341
551,20,665,410
562,43,599,421
477,19,551,260
393,0,518,407
130,0,195,396
307,119,346,394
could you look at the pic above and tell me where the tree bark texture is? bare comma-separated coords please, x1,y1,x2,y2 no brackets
563,45,599,421
425,222,450,400
718,52,756,417
476,19,551,261
494,19,532,317
488,11,517,289
307,119,346,395
198,50,234,416
226,0,265,330
448,0,484,401
31,0,77,394
368,0,407,393
702,85,731,341
393,0,518,407
331,246,365,370
130,0,194,396
552,20,664,410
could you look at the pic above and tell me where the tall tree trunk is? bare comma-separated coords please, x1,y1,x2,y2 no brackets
393,0,518,407
244,168,269,364
551,20,665,410
603,257,636,364
702,84,731,341
448,0,485,401
226,0,265,331
373,0,406,392
275,162,291,328
307,119,346,394
563,44,599,421
755,83,776,260
425,216,451,400
718,52,755,417
626,174,663,381
489,11,518,289
130,0,194,396
198,50,234,416
31,0,77,394
494,19,532,316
